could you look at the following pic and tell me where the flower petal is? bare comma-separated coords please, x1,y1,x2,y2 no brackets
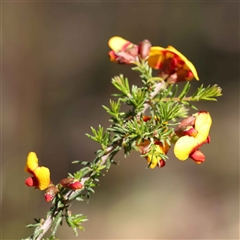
174,135,198,160
25,152,39,173
108,36,133,52
146,154,159,169
194,112,212,144
190,150,205,164
146,144,168,169
25,176,38,187
33,166,51,190
148,46,165,69
108,50,118,62
194,112,212,130
166,46,199,80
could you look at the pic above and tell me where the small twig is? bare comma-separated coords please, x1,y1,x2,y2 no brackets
137,82,165,118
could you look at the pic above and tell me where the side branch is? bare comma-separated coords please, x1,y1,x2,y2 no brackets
35,147,113,240
34,81,164,240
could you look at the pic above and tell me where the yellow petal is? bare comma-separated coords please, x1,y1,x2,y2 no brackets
184,60,199,80
25,152,39,173
195,123,211,144
148,46,165,69
194,112,212,143
146,144,166,169
195,112,212,130
149,46,165,55
166,46,199,80
174,136,198,160
34,166,51,190
108,36,133,52
146,154,158,169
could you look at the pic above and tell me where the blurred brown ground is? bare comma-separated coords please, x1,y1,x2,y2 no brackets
1,1,239,239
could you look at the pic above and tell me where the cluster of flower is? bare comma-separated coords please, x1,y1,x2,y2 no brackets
137,112,211,169
25,152,82,201
108,36,199,83
108,36,212,169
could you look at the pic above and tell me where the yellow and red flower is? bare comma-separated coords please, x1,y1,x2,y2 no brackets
148,46,199,82
108,36,151,64
137,139,169,169
174,111,212,164
108,36,138,64
24,152,51,190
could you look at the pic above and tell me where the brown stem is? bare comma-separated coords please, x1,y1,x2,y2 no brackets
137,82,165,118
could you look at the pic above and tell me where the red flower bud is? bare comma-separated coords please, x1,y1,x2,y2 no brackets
158,159,166,168
68,181,83,190
142,115,152,122
44,185,59,202
44,193,54,202
60,178,83,190
138,40,151,59
60,178,74,187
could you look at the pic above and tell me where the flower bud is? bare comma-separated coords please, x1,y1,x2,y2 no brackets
142,115,152,122
60,178,74,187
138,40,151,59
175,115,196,136
68,181,83,190
60,178,83,190
158,159,165,168
44,185,59,202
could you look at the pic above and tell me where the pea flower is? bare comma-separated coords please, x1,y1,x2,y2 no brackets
138,140,169,169
24,152,51,190
148,46,199,82
174,111,212,164
108,36,151,64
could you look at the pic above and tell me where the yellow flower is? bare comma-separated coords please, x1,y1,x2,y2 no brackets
138,140,169,169
148,46,199,82
108,36,138,63
24,152,51,190
174,112,212,164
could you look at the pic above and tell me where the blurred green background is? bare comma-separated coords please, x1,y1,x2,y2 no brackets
2,1,239,239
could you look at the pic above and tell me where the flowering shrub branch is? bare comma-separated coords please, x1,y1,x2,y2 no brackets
22,36,222,240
